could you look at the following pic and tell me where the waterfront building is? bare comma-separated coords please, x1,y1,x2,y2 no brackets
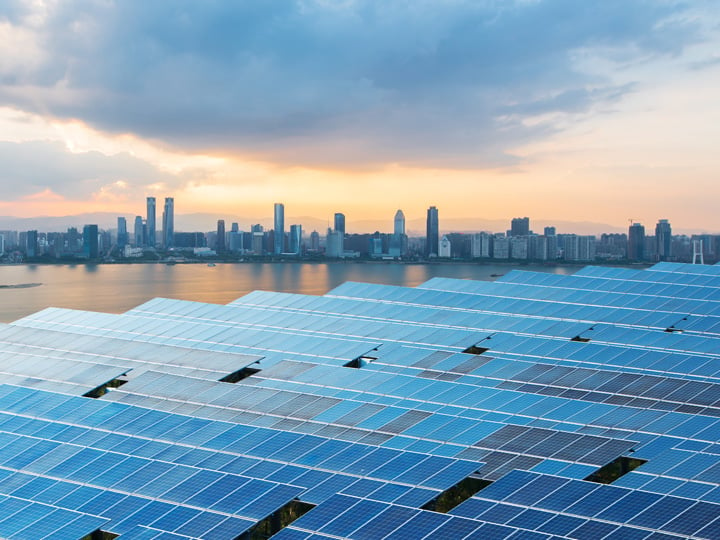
334,213,345,235
426,206,439,257
439,235,452,257
82,224,99,259
510,216,530,236
274,203,285,255
289,224,302,255
471,232,492,258
628,222,646,261
25,230,38,257
492,234,509,258
162,197,174,249
390,210,407,257
656,219,672,261
325,228,344,257
117,217,128,249
133,216,143,247
509,236,528,259
174,232,205,249
146,196,156,248
216,220,226,252
309,230,320,252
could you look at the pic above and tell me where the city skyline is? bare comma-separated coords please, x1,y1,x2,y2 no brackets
0,2,718,227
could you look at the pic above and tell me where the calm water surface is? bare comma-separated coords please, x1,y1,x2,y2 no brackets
0,262,577,323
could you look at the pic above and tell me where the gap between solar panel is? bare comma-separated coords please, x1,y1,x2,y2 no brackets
220,363,262,383
584,455,647,485
462,345,490,355
421,476,491,513
243,499,316,539
81,530,118,540
344,349,380,368
83,376,129,399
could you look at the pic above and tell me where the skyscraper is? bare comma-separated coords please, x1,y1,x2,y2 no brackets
117,217,128,249
133,216,143,247
511,217,530,236
394,210,405,236
146,197,156,248
83,224,99,259
274,203,285,255
390,209,407,257
289,225,302,255
426,206,439,257
628,222,645,261
162,197,174,249
655,219,672,261
216,220,226,252
334,213,345,235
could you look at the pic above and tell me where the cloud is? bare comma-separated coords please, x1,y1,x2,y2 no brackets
0,140,182,199
0,0,707,168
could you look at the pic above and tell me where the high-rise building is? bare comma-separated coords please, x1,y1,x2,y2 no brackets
394,210,405,236
25,230,38,258
0,234,4,255
274,203,285,254
216,220,226,252
117,217,128,249
471,232,492,258
326,228,344,258
309,231,320,252
83,224,99,259
390,210,407,257
511,217,530,236
133,216,143,247
162,197,174,249
544,226,556,236
289,225,302,255
628,223,645,261
146,197,156,248
231,222,239,233
426,206,439,257
334,213,346,236
656,219,672,261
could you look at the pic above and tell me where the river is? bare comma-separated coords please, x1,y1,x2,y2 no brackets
0,262,578,323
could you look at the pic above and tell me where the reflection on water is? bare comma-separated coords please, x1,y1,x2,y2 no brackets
0,262,577,323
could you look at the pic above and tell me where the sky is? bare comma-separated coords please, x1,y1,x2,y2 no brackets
0,0,718,232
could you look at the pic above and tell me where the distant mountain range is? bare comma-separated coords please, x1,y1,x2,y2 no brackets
0,213,711,236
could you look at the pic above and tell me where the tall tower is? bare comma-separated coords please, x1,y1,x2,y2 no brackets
163,197,174,249
83,224,99,259
289,224,302,255
117,217,128,249
628,222,645,261
426,206,439,257
394,210,405,236
274,203,285,254
133,216,143,247
216,220,226,252
655,219,672,261
334,213,346,235
146,197,156,248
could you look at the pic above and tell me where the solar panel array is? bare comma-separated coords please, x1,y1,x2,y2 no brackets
1,261,720,538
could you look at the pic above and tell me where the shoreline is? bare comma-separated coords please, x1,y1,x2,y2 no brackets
0,259,654,269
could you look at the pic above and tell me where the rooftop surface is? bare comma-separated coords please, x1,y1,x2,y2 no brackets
0,262,719,538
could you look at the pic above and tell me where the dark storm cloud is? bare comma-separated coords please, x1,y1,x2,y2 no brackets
0,0,703,168
0,141,179,199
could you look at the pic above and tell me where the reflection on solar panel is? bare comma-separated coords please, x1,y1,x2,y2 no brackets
2,262,720,538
